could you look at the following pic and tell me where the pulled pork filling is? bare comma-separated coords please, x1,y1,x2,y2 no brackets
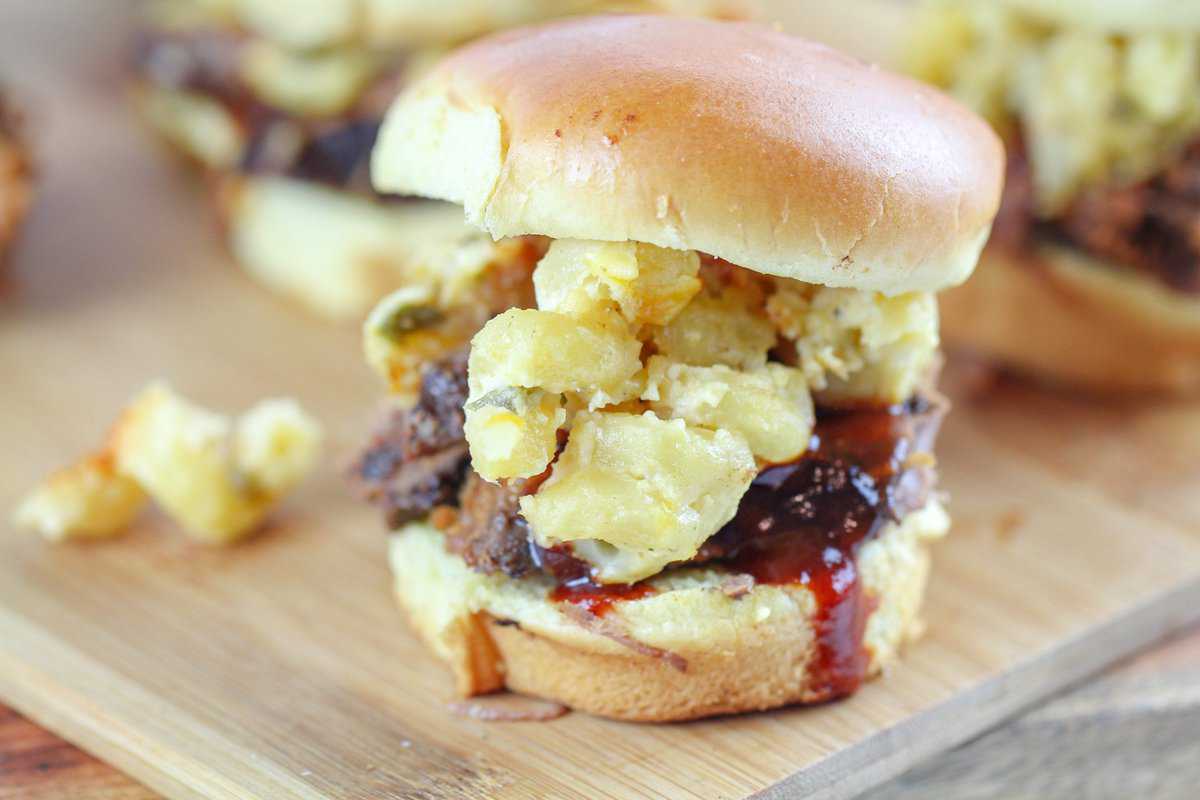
352,351,944,588
355,243,944,698
907,4,1200,295
1000,138,1200,294
1056,139,1200,294
133,27,400,196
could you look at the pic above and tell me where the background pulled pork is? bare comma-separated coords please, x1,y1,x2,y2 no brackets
1058,139,1200,294
135,28,405,198
353,345,945,587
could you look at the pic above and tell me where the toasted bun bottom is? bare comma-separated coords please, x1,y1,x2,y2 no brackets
389,501,948,721
940,242,1200,395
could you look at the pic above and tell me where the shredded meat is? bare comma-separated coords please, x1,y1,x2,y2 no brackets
1057,139,1200,294
133,28,249,107
990,137,1037,253
719,574,756,599
354,351,944,603
133,28,402,197
354,345,945,585
444,474,539,578
694,394,944,566
349,352,470,528
1001,132,1200,294
558,603,689,673
241,118,387,198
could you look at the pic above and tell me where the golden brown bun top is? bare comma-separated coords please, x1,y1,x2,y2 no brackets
373,14,1005,294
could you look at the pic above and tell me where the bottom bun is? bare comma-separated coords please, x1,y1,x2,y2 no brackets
389,502,948,722
940,242,1200,395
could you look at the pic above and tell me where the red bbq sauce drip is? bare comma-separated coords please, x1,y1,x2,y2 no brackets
715,403,918,700
538,399,928,682
549,580,656,617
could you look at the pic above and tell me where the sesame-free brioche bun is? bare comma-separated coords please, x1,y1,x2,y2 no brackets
389,502,948,722
940,243,1200,395
372,15,1004,295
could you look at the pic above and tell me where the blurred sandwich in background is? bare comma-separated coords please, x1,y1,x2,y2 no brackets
0,89,31,266
131,0,740,319
908,0,1200,393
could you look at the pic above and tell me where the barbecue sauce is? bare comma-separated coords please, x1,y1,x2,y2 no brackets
544,400,930,696
718,403,921,700
549,581,657,617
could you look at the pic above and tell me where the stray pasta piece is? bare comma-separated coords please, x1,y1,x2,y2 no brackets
113,383,323,543
14,382,322,545
13,453,147,541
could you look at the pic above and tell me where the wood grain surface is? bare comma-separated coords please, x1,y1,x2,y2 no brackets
0,705,155,799
873,626,1200,799
6,625,1200,799
4,2,1200,800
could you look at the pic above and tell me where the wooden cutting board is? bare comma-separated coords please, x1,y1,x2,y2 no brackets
4,2,1200,799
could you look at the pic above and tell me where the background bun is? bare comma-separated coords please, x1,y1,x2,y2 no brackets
1003,0,1200,33
229,0,614,50
390,503,948,721
940,244,1200,395
0,97,30,262
373,14,1004,295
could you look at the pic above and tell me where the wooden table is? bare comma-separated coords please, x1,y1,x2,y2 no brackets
4,625,1198,799
5,2,1200,798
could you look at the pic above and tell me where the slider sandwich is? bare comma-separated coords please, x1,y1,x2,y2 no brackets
0,90,31,264
354,15,1003,720
911,0,1200,393
132,0,632,318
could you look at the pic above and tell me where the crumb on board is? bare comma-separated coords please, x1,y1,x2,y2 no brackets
13,381,322,544
994,508,1026,541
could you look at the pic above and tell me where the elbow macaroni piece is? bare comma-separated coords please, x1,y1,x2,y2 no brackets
113,383,323,544
13,454,147,542
235,398,325,494
642,356,814,463
239,40,379,117
464,388,565,481
533,239,702,325
519,412,757,584
651,289,776,370
14,382,323,545
364,285,480,402
467,308,642,402
457,238,941,582
909,0,1200,213
767,283,938,404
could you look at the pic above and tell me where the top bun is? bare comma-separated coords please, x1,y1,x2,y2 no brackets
1003,0,1200,33
373,14,1004,294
